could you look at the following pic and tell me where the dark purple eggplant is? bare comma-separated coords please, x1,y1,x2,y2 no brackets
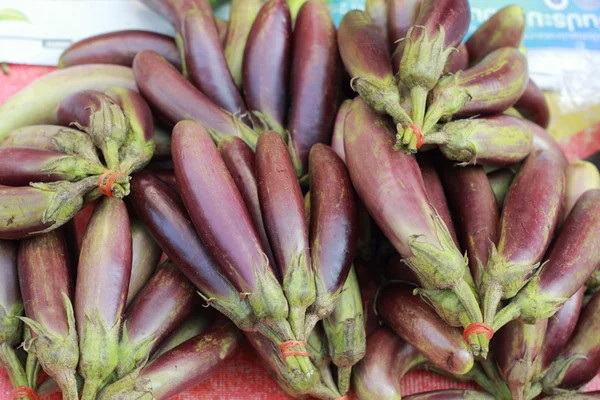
377,283,474,375
256,131,315,340
481,149,565,327
125,220,162,306
182,8,248,119
132,50,258,148
0,241,20,347
466,5,525,66
352,327,426,400
445,43,469,74
243,0,291,136
387,0,420,54
404,390,495,400
330,99,351,163
18,230,78,400
152,124,171,162
366,0,388,46
527,120,568,169
439,161,499,287
217,136,275,268
98,320,242,400
514,79,551,129
59,30,181,70
305,144,358,337
487,168,514,209
542,289,600,392
75,197,132,400
224,0,263,89
116,259,195,377
493,189,600,331
288,0,339,174
422,47,529,135
139,0,217,33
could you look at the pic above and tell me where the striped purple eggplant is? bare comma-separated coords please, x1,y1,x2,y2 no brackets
105,87,155,174
59,30,181,70
514,79,551,129
0,64,136,141
424,115,533,166
0,147,105,186
132,51,258,148
98,320,241,400
352,327,426,400
218,136,274,268
562,160,600,220
439,161,499,287
542,289,600,392
56,90,127,171
366,0,388,46
466,5,525,66
533,287,584,381
377,284,474,375
397,0,470,134
330,99,351,163
224,0,263,89
338,10,413,146
0,241,20,347
343,97,485,352
243,0,291,136
423,47,529,135
140,0,216,32
305,144,358,337
172,121,312,375
493,189,600,331
404,390,495,400
125,220,162,306
527,120,568,169
116,260,195,377
495,319,548,400
182,8,248,119
129,172,254,330
445,43,469,74
487,168,514,209
388,0,421,54
288,0,339,175
75,197,132,400
18,230,79,400
256,131,315,340
481,149,565,327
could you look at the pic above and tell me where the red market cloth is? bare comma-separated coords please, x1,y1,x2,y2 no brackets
1,64,600,400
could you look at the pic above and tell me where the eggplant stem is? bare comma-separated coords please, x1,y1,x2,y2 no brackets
0,343,28,390
482,281,504,328
319,364,338,396
80,377,102,400
481,358,513,400
492,302,522,332
423,131,449,146
336,365,352,396
410,86,428,128
24,352,39,389
452,278,484,331
54,368,79,400
422,102,447,135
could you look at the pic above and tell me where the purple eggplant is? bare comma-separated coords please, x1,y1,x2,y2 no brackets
445,43,469,74
172,120,313,375
217,136,275,268
527,120,568,169
439,161,499,287
495,319,548,400
366,0,389,46
387,0,421,54
0,241,20,347
182,8,248,119
466,5,525,66
256,131,315,340
404,390,495,400
493,189,600,331
343,97,485,352
18,230,79,400
422,47,529,135
116,259,195,377
352,327,426,400
514,79,551,129
243,0,291,136
129,172,255,330
330,99,351,163
151,309,213,358
132,50,258,148
223,0,263,89
545,393,600,400
98,320,241,400
75,197,132,400
305,144,358,337
424,115,533,167
152,124,171,162
487,168,514,209
377,284,474,375
139,0,216,33
562,160,600,221
480,149,565,327
59,30,181,70
125,220,162,306
288,0,339,174
542,289,600,392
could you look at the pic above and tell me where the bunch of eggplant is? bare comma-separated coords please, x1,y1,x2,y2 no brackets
2,0,600,399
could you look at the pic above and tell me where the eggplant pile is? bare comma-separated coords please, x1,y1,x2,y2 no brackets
1,0,600,399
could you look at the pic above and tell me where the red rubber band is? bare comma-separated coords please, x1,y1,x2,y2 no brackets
463,322,494,342
98,170,125,198
13,386,40,400
335,396,349,400
410,124,424,149
279,340,310,362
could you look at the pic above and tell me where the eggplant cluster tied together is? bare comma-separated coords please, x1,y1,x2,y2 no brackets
2,1,600,400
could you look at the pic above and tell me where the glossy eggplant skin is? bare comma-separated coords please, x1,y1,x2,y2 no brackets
59,30,181,70
514,79,551,129
330,99,351,163
140,0,216,32
561,161,600,221
366,0,389,47
288,0,339,174
242,0,292,134
527,120,568,169
387,0,421,52
411,0,470,49
1,125,92,153
0,240,20,347
445,43,469,74
125,220,162,306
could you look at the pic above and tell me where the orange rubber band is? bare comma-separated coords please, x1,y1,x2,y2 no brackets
13,386,40,400
463,322,494,342
410,124,424,149
98,170,125,198
279,340,310,362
